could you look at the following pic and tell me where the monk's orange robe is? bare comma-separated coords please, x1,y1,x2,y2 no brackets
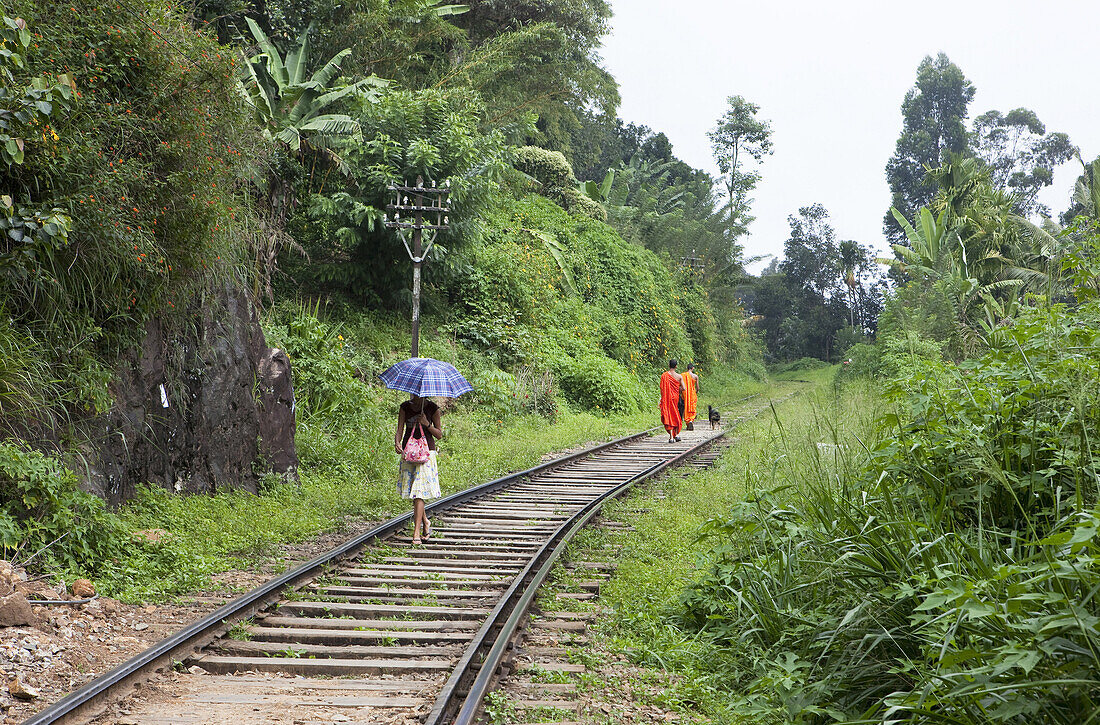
659,371,682,435
683,372,698,423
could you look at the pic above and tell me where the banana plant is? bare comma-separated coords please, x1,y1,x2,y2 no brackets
887,205,1024,353
238,19,386,159
884,206,962,279
392,0,469,21
578,168,615,204
507,227,577,295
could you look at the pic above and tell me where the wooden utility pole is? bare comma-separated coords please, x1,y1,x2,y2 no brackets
385,176,451,358
410,186,423,357
680,248,704,275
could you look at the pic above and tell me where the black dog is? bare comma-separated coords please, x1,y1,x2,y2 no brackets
708,405,720,430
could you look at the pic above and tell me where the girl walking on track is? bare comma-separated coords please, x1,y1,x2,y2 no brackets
395,395,444,544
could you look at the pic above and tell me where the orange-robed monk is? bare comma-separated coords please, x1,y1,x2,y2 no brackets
659,359,685,443
683,363,698,426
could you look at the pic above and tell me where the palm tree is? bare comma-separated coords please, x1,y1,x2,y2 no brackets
1061,157,1100,225
1012,157,1100,300
838,240,862,329
928,155,1019,284
886,204,1023,354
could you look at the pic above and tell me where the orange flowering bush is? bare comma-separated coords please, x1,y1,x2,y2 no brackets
1,0,265,421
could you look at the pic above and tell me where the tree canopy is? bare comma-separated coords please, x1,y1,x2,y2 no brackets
708,95,773,240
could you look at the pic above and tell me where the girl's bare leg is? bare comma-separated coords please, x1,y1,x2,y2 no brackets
413,498,425,542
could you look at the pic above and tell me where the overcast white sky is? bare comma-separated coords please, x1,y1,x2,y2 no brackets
600,0,1100,269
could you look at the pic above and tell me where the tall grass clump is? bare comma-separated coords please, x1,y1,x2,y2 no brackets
681,301,1100,723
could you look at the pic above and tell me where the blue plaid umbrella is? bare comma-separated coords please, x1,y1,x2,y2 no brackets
379,357,474,398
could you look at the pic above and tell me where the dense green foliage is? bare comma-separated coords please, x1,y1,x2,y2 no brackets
749,205,884,362
0,442,119,570
4,2,1100,724
445,192,732,393
679,303,1100,723
0,1,261,428
610,140,1100,721
0,0,762,591
285,85,516,302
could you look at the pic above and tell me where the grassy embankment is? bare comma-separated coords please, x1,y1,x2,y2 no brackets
576,303,1100,724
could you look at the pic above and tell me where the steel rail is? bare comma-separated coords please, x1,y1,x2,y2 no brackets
23,427,659,725
429,429,727,725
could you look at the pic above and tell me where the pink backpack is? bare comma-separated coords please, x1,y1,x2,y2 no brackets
403,423,431,464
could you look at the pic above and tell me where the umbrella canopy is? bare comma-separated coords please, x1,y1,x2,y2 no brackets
379,357,474,398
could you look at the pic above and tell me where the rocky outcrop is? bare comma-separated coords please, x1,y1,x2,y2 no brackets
82,286,297,506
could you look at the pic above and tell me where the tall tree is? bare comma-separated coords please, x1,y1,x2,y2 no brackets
707,96,772,238
781,204,843,301
971,108,1076,218
446,0,619,152
750,204,855,361
884,53,975,243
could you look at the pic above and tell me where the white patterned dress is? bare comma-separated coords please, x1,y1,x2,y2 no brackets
397,451,441,500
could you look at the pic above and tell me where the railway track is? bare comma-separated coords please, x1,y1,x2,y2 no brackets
26,419,740,725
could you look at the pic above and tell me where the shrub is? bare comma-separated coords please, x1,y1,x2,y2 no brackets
0,442,122,571
879,329,945,381
770,356,830,374
833,341,881,382
882,302,1100,527
265,303,372,427
513,146,575,189
557,354,643,414
472,368,517,418
560,187,607,221
831,325,867,359
512,146,606,220
515,365,558,420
